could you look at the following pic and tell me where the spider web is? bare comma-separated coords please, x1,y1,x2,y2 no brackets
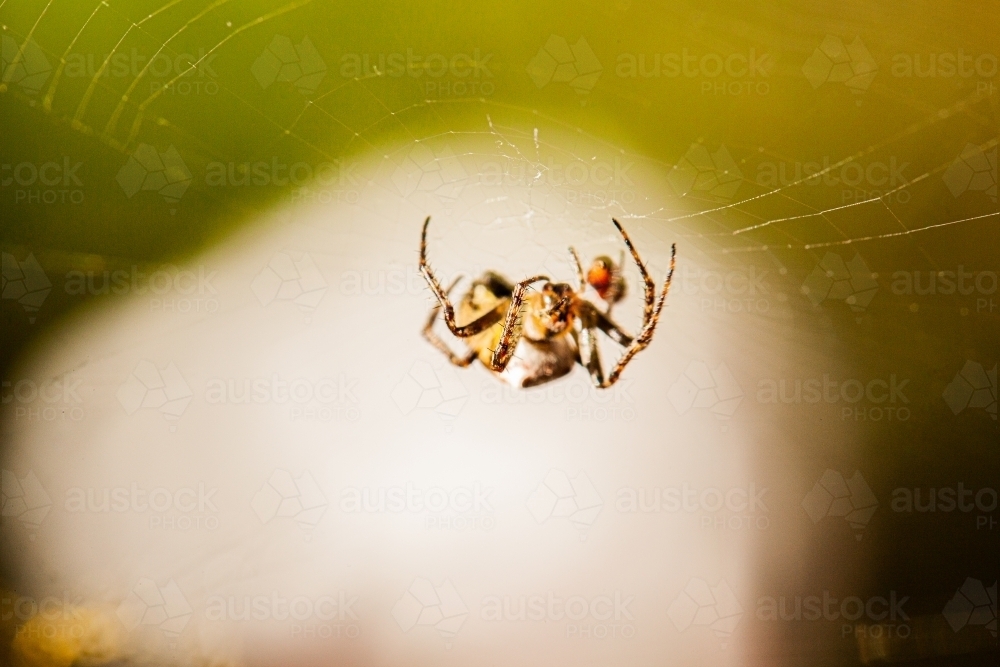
2,0,995,267
0,0,995,337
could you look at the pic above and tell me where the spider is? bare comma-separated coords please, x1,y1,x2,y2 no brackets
576,248,627,315
418,216,676,388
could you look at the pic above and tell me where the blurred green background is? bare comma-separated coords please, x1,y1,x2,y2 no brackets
2,0,997,665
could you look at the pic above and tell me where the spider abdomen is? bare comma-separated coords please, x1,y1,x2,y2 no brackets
498,335,578,388
457,273,577,387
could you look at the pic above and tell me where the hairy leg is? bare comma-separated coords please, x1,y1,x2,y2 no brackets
419,216,516,337
422,276,479,367
568,246,586,291
488,275,549,372
612,218,657,327
600,242,676,387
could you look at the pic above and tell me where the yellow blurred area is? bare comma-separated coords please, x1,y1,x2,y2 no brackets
2,589,122,667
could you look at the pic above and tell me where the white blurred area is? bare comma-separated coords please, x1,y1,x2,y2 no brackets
1,125,834,666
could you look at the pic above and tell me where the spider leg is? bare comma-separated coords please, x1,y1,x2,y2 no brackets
487,274,549,372
598,241,676,388
612,218,657,327
577,299,634,347
574,323,605,386
419,216,528,337
595,310,634,347
568,246,586,291
422,276,479,367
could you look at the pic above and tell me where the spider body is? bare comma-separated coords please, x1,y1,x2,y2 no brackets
419,217,675,389
586,254,627,309
456,273,579,387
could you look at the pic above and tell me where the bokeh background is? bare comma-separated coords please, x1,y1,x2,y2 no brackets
1,1,997,666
